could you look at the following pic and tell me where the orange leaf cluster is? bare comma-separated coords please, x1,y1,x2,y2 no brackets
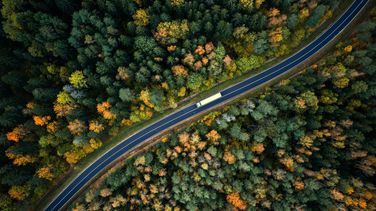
251,143,265,154
54,103,76,117
280,157,294,172
172,65,188,77
226,192,247,210
167,45,177,52
331,189,345,201
223,150,236,165
33,115,51,126
294,179,305,191
97,101,110,113
194,45,205,55
206,130,221,142
7,126,28,142
67,119,86,136
6,132,20,142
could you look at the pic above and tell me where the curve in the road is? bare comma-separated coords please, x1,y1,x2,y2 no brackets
45,0,368,210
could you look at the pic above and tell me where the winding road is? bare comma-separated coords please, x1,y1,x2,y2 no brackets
45,0,368,210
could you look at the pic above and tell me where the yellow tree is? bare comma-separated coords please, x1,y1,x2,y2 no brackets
269,27,283,45
133,9,149,26
139,89,155,108
239,0,254,9
8,186,29,201
6,149,37,166
89,120,105,133
54,103,76,117
255,0,265,8
56,91,74,104
64,150,84,165
172,65,188,77
170,0,184,6
69,70,87,88
154,20,189,43
36,167,54,181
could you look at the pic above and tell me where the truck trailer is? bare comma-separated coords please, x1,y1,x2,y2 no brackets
196,93,222,107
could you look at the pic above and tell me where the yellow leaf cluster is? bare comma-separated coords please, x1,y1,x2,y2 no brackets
344,45,353,53
97,101,110,113
8,186,29,201
299,8,310,20
6,150,36,166
64,150,84,165
239,0,254,9
269,27,283,44
56,91,74,104
133,9,149,26
69,70,87,88
54,103,76,117
89,120,105,133
154,20,189,42
170,0,184,6
97,101,117,120
47,121,59,133
167,45,177,52
36,167,54,181
121,118,134,126
172,65,188,77
178,87,186,97
89,138,102,150
139,89,155,108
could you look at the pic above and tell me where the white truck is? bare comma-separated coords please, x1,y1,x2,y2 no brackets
196,92,222,107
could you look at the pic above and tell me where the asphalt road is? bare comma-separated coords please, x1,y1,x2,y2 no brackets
45,0,368,210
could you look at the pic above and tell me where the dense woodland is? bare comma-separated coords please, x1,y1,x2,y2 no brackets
0,0,351,209
72,8,376,211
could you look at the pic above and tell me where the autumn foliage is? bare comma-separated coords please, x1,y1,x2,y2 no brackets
226,192,247,210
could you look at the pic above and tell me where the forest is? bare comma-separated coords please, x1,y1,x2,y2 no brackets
0,0,351,209
71,7,376,211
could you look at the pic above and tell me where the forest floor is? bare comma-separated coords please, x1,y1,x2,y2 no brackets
38,0,370,209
